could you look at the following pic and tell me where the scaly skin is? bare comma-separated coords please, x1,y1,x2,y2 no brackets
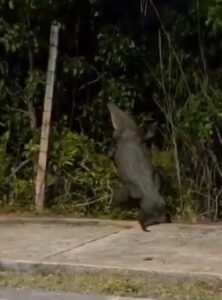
115,137,169,231
107,103,171,231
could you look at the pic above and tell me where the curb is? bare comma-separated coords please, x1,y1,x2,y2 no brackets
0,259,222,288
0,216,136,229
0,287,155,300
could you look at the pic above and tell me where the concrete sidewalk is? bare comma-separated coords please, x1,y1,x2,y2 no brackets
0,217,222,285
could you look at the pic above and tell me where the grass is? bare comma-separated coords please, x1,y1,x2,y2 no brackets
0,271,221,300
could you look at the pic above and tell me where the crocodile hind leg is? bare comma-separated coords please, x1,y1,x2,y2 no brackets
138,210,161,232
138,210,150,232
138,209,166,232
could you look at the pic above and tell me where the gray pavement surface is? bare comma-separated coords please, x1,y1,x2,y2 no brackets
0,217,222,284
0,287,154,300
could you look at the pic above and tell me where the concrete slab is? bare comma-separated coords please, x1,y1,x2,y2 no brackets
0,222,122,261
0,217,221,285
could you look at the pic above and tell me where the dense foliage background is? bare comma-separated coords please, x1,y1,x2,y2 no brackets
0,0,222,220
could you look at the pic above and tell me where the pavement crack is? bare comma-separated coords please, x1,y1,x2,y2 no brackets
42,230,121,260
42,245,77,261
73,230,121,251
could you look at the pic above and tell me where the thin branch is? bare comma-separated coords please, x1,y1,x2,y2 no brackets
215,125,222,149
78,72,107,91
207,148,222,180
149,0,191,95
196,0,208,82
11,158,31,175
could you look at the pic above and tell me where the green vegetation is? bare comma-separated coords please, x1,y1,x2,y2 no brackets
0,0,222,220
0,271,221,300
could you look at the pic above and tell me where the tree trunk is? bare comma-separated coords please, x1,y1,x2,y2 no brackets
35,22,60,212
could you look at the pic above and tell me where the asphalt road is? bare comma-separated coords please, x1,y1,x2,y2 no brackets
0,288,154,300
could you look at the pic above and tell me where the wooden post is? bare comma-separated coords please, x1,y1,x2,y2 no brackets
35,22,60,212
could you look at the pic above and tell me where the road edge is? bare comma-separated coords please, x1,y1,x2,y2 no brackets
0,259,221,288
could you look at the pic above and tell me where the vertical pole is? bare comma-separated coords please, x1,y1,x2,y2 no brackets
35,22,60,212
